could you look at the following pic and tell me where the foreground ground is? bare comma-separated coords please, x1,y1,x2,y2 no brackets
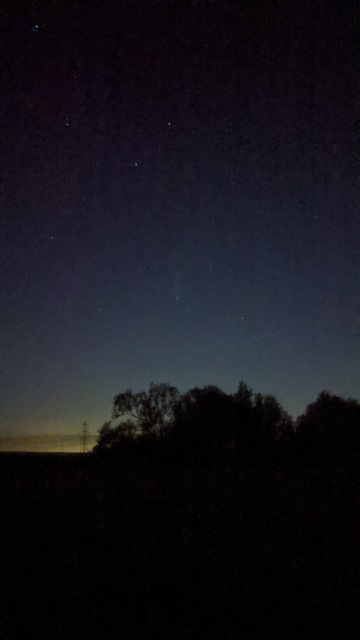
0,451,358,640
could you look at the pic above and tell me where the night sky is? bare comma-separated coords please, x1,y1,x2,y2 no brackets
2,0,359,436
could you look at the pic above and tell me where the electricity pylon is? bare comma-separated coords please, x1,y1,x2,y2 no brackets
80,421,90,453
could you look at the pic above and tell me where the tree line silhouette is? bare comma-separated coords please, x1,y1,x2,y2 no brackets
94,381,359,465
2,381,358,640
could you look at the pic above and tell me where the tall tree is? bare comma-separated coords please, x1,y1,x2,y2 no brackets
234,380,253,407
112,382,179,435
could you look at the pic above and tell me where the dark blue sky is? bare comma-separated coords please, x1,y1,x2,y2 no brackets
2,0,359,435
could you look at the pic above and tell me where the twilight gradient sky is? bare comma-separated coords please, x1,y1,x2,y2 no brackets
2,0,359,435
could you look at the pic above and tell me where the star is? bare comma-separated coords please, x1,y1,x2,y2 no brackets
31,23,45,32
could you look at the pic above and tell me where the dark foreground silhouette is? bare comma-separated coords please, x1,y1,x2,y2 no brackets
1,384,358,640
1,452,358,640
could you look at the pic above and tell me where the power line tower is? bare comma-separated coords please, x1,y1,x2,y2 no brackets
80,421,90,453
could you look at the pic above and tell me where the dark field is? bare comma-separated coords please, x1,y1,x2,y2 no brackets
1,452,358,640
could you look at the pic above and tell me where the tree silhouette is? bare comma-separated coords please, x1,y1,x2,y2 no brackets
231,381,255,454
296,391,360,462
94,419,136,453
234,380,253,406
230,382,292,457
172,385,234,460
95,380,294,460
253,393,291,445
112,382,179,435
